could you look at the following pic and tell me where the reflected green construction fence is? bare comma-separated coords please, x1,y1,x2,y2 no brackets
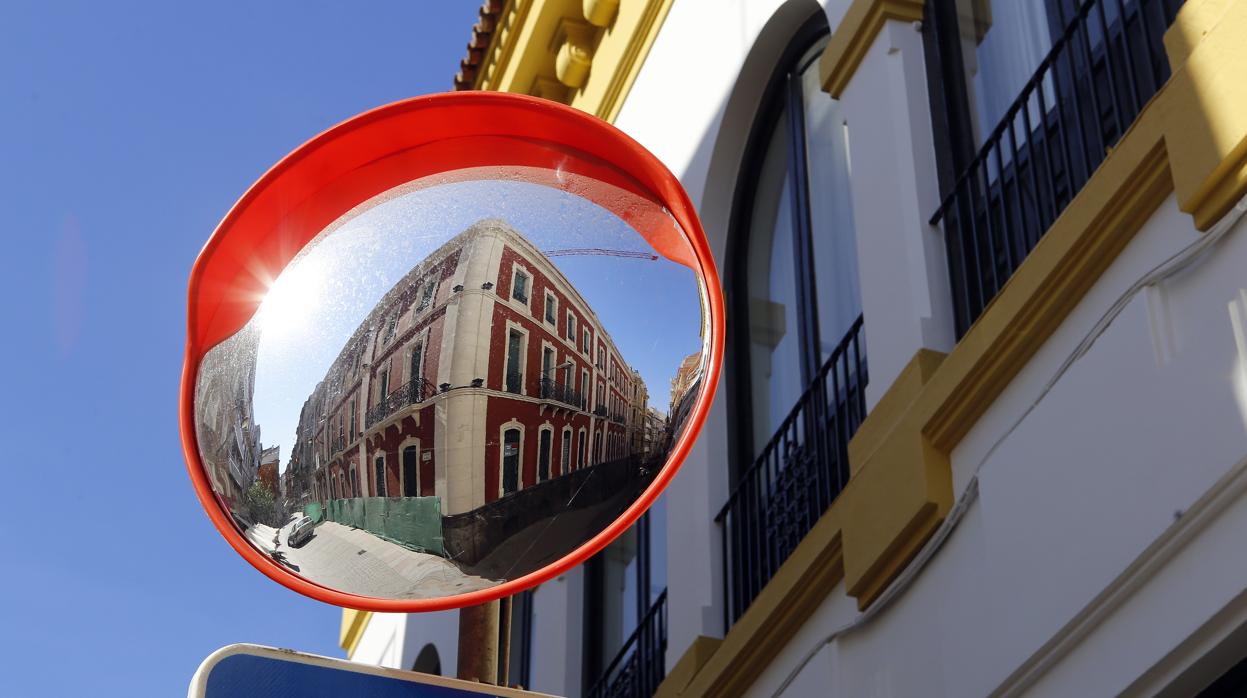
307,496,444,557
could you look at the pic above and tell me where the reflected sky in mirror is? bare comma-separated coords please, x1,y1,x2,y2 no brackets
194,175,706,600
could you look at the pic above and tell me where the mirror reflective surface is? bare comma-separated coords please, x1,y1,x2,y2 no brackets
193,172,707,601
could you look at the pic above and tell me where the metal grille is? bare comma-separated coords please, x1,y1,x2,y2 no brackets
586,590,668,698
717,316,867,628
364,378,435,429
538,376,584,410
931,0,1183,337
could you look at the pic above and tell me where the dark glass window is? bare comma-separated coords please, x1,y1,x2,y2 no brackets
502,428,521,496
374,456,386,497
402,446,418,497
512,270,529,303
538,430,552,482
729,18,860,464
506,330,523,394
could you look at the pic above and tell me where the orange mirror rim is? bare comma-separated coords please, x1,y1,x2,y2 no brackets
179,91,724,612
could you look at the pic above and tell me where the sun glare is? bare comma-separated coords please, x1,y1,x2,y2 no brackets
255,255,326,341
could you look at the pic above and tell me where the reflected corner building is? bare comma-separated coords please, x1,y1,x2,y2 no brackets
346,1,1247,697
286,219,649,528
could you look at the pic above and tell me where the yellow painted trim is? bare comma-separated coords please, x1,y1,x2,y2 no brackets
653,636,721,698
663,3,1247,695
819,0,925,98
340,609,373,658
468,0,672,123
662,515,845,698
590,0,675,123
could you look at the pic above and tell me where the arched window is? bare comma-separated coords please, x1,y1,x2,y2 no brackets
537,427,553,482
412,643,441,676
720,11,868,629
727,14,862,465
374,455,386,497
402,445,419,497
502,427,522,496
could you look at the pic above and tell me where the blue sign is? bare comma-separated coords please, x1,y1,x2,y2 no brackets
190,645,553,698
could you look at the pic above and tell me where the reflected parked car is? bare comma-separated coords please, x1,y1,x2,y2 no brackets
288,515,315,547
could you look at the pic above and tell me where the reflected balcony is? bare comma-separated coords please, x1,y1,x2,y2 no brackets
365,378,436,429
539,377,584,410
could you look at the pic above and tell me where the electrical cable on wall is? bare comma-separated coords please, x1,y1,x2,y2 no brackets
768,193,1247,698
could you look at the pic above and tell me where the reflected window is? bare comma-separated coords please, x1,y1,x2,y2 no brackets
505,329,524,395
578,429,586,469
561,427,572,472
567,313,575,341
375,456,386,497
502,428,521,496
538,428,552,481
402,445,419,497
348,400,356,441
545,290,557,324
409,341,424,385
378,367,391,403
416,278,437,312
512,269,530,304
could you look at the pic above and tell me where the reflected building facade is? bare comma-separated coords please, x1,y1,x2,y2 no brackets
195,323,262,510
286,218,648,523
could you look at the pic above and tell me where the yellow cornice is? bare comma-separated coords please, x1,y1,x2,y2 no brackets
819,0,925,98
662,1,1247,695
469,0,672,123
586,0,675,122
339,609,372,658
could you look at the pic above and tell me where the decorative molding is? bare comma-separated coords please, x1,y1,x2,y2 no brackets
819,0,925,98
339,609,372,658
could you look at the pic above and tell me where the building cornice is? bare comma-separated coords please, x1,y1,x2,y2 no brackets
454,0,674,123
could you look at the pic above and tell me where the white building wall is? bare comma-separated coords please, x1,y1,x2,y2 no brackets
738,194,1247,696
351,612,407,670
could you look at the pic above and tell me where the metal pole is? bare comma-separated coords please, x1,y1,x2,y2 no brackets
456,601,499,684
498,596,513,686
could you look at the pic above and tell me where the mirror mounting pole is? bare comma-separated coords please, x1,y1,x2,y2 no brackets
456,601,499,684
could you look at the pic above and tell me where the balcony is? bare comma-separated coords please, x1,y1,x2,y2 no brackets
929,0,1183,337
586,590,667,698
539,376,584,410
365,378,435,429
331,435,346,455
716,316,866,628
593,404,608,418
610,412,626,425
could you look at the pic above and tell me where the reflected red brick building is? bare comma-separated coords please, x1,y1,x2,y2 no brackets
286,220,646,517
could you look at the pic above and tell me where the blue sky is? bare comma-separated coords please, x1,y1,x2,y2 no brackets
246,180,701,466
0,2,527,694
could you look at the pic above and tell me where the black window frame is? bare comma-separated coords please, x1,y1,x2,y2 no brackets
723,11,833,480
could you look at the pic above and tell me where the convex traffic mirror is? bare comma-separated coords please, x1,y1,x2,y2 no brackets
180,93,723,611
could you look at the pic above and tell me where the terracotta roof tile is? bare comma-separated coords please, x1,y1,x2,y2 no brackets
454,0,506,90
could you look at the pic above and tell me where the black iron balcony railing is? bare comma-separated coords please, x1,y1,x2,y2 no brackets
930,0,1183,338
331,435,346,455
611,412,627,425
594,404,608,418
539,376,584,410
716,316,867,629
365,378,435,429
586,590,668,698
